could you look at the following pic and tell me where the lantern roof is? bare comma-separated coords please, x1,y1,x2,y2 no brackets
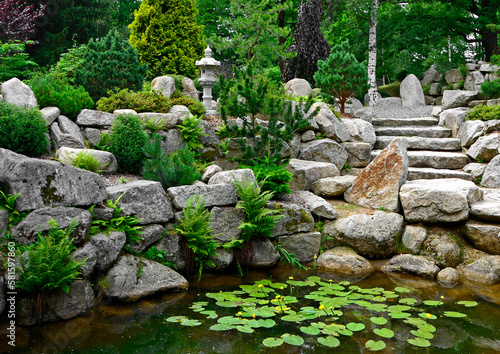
195,46,221,67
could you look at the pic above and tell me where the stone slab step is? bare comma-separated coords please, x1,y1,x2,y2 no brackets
407,167,473,181
372,117,439,127
375,136,461,151
371,150,470,169
374,126,452,138
353,106,435,119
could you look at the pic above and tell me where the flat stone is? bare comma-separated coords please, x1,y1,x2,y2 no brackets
299,138,348,170
167,184,237,209
341,142,371,167
139,112,179,130
286,159,339,191
442,90,479,110
56,147,118,173
463,163,488,180
107,181,174,224
462,256,500,285
375,137,461,151
128,224,165,253
445,69,464,84
467,133,500,162
481,154,500,188
40,106,60,126
470,200,500,223
439,107,469,137
401,225,427,254
301,130,316,142
170,104,193,120
484,119,500,134
462,220,500,255
316,247,374,276
372,117,439,127
375,97,402,106
308,102,351,142
345,138,408,212
0,149,107,211
278,232,321,263
76,110,116,127
293,191,339,219
210,207,245,243
90,231,126,272
400,74,426,106
382,254,440,279
399,179,483,222
457,120,485,147
246,238,280,268
268,202,314,237
51,115,85,149
372,150,469,169
1,78,37,108
342,118,376,148
407,168,473,181
374,126,452,138
208,169,256,185
202,165,222,182
71,243,98,277
311,175,357,197
113,109,137,115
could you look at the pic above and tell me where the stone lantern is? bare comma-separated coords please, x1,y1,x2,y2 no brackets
195,46,220,114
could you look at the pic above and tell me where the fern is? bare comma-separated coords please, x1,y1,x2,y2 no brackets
0,189,24,225
275,242,305,270
176,114,207,154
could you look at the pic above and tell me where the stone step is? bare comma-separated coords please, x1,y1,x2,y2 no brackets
375,136,461,151
407,167,473,181
372,117,439,127
353,106,435,119
371,150,470,169
374,126,452,138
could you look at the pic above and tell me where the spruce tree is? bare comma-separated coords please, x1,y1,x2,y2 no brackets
129,0,205,79
75,30,147,102
314,40,368,114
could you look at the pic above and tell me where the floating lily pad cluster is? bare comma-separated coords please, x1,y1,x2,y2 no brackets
166,276,478,350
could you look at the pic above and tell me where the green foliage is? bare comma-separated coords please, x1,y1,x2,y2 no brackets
166,74,185,93
314,40,369,114
60,150,104,174
480,79,500,99
174,195,219,280
240,158,292,196
275,242,305,270
29,74,94,119
0,190,23,226
125,245,176,269
466,105,500,121
129,0,205,79
96,89,206,116
16,219,84,293
0,100,48,157
102,114,147,174
177,115,207,154
233,177,283,241
490,55,500,66
89,194,144,244
0,41,38,81
378,81,401,97
75,30,147,102
143,134,202,189
47,44,88,84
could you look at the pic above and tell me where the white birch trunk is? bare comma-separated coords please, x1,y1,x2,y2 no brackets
367,0,379,106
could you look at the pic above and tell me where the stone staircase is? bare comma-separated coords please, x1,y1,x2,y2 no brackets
370,112,473,181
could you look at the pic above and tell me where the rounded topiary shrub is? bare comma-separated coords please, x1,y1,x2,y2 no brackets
0,100,48,157
102,114,147,174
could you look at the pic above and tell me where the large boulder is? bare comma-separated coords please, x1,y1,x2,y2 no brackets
158,128,184,155
286,159,339,191
341,118,376,148
139,112,179,130
375,97,402,107
207,169,256,185
344,138,409,212
399,179,483,223
400,74,426,106
316,247,374,277
246,238,280,268
0,149,107,211
40,106,60,126
293,190,339,220
151,76,176,98
1,78,37,108
481,154,500,188
13,207,91,246
421,67,441,86
284,78,313,97
467,133,500,162
341,142,371,168
50,116,86,149
89,231,126,272
156,233,185,271
463,162,487,180
299,139,348,170
127,224,165,253
107,181,174,224
437,268,460,287
308,102,351,142
167,184,237,209
382,254,440,279
401,225,427,254
470,199,500,223
181,78,198,100
71,243,98,277
323,211,404,258
457,120,485,147
464,71,485,91
268,202,314,237
462,220,500,255
311,175,356,197
462,256,500,285
445,69,464,84
56,147,118,173
103,254,188,302
442,90,479,110
438,108,469,137
278,232,321,263
421,233,461,268
76,110,116,128
210,207,245,243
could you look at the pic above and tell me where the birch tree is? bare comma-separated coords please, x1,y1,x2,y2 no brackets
367,0,379,106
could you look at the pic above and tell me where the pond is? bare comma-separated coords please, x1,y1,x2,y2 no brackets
3,263,500,353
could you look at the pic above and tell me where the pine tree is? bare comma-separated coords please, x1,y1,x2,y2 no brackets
75,30,147,102
129,0,205,79
314,40,368,115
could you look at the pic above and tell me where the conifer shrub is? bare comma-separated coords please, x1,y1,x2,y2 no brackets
466,104,500,121
75,30,147,102
0,100,48,157
30,74,94,119
48,44,88,84
241,158,293,196
480,79,500,99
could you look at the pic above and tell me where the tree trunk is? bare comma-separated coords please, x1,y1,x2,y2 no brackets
367,0,378,106
481,27,498,61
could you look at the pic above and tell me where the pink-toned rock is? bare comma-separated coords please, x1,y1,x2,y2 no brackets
344,138,409,212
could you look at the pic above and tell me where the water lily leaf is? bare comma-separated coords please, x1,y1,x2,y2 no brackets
423,300,442,306
216,301,238,308
339,281,350,286
388,305,411,312
218,316,246,325
388,312,411,319
300,326,321,335
246,319,261,328
444,311,467,318
383,291,399,299
210,323,234,331
404,318,427,326
257,300,269,305
456,300,478,307
374,328,394,338
191,301,208,307
399,298,417,306
366,304,387,312
191,307,205,312
236,325,254,333
418,313,437,320
349,285,360,290
180,319,201,327
166,316,187,323
322,327,340,336
371,296,387,302
200,310,218,319
282,334,304,346
249,292,267,298
263,337,283,347
355,300,373,307
307,276,322,283
407,337,431,347
312,321,326,329
257,319,275,328
337,328,353,336
395,286,411,293
281,314,304,322
365,340,386,351
283,296,299,303
411,329,434,339
370,317,388,325
269,282,288,289
317,336,340,348
417,323,436,333
255,279,272,285
346,322,365,331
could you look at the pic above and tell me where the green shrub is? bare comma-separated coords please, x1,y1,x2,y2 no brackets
466,104,500,121
177,115,207,154
0,41,38,82
75,30,147,102
174,195,219,279
166,74,185,93
102,114,147,174
61,150,103,173
490,54,500,66
0,100,48,157
143,134,202,189
480,79,500,99
17,219,84,293
241,158,292,196
30,74,94,119
96,89,206,116
378,81,401,97
48,44,88,84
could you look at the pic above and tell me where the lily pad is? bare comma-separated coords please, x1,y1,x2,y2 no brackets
236,325,254,333
317,336,340,348
337,328,353,336
399,298,417,306
456,300,478,307
200,310,218,319
210,323,234,331
166,316,187,323
388,312,411,319
395,286,411,293
282,334,304,346
346,322,365,331
370,317,388,325
257,319,275,328
423,300,442,306
417,323,436,333
407,337,431,348
388,305,411,312
418,312,437,320
300,326,321,335
411,329,434,339
262,337,283,347
180,319,201,327
374,328,394,338
365,340,386,351
444,311,467,318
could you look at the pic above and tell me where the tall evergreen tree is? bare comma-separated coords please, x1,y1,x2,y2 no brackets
129,0,205,79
